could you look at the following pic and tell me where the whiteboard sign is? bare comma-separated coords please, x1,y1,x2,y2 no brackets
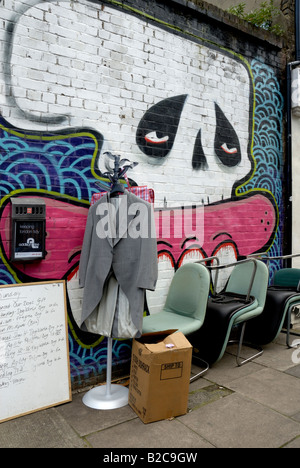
0,281,71,422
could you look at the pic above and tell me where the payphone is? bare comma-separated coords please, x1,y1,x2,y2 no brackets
10,198,46,262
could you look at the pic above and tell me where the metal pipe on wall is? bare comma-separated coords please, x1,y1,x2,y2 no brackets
296,0,300,60
285,0,300,262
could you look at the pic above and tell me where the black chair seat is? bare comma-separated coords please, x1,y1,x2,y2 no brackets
244,287,300,345
190,293,255,365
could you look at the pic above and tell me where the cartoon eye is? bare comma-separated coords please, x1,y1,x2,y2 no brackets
136,95,187,158
214,103,241,167
221,143,238,154
145,132,170,144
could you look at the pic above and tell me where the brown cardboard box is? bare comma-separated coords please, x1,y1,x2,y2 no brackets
128,330,192,424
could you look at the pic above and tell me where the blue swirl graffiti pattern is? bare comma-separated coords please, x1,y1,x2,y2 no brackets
0,127,100,200
239,60,283,276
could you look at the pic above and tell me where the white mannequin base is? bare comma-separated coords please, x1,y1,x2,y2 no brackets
82,384,129,410
82,337,129,410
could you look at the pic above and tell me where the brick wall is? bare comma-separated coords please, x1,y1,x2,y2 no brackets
0,0,286,388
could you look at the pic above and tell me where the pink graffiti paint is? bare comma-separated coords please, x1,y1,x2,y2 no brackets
155,193,276,267
0,193,276,280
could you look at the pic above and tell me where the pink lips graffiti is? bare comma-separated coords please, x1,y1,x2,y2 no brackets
0,192,276,280
156,193,277,268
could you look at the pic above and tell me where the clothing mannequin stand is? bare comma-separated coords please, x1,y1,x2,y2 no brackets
82,337,129,410
82,153,137,410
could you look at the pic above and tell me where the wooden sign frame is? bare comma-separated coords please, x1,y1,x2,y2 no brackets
0,280,71,423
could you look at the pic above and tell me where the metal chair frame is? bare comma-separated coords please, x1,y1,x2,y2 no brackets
248,253,300,348
195,257,265,367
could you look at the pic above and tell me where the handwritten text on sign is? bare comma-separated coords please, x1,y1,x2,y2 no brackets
0,281,71,422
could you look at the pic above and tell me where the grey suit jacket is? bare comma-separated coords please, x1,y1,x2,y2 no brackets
79,191,158,338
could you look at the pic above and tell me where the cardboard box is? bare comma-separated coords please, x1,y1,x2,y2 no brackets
128,330,192,424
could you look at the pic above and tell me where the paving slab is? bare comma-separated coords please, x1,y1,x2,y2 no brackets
227,368,300,417
283,436,300,448
85,415,214,449
255,342,296,371
56,391,137,437
0,407,87,448
201,352,264,387
285,363,300,378
179,392,300,448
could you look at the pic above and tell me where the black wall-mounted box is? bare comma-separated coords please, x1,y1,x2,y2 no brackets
10,198,46,262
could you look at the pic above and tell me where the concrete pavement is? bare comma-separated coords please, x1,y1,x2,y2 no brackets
2,331,300,449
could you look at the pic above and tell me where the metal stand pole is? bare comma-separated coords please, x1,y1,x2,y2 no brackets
82,337,129,410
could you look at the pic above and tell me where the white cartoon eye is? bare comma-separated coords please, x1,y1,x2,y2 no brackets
145,132,169,144
221,143,238,154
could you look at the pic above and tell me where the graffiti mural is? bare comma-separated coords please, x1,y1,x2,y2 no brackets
0,0,283,386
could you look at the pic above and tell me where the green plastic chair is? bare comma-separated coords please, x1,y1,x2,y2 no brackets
142,262,211,381
190,259,269,366
274,268,300,289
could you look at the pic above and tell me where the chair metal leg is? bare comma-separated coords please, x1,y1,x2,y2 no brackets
190,355,209,383
279,305,300,348
229,322,263,367
285,306,300,348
